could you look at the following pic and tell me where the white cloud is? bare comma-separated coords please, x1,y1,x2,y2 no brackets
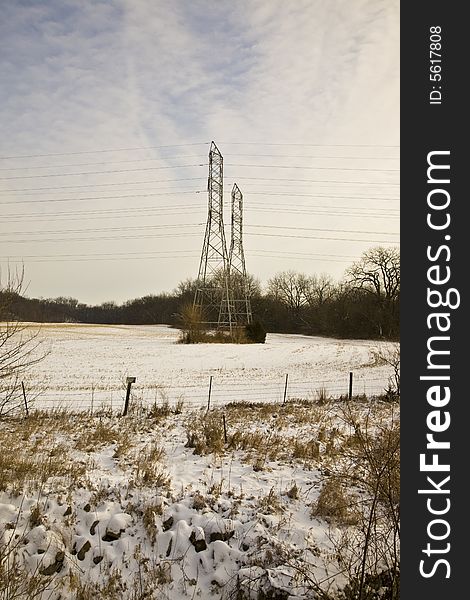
0,0,399,303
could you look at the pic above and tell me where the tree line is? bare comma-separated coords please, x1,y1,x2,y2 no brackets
2,247,399,340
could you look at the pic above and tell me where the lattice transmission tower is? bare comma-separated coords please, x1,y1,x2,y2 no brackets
193,142,234,331
229,183,252,326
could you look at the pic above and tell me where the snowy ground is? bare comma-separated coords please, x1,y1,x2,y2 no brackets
1,325,399,599
26,323,397,411
0,398,399,599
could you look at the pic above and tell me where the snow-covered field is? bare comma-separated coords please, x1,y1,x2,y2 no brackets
27,324,397,411
1,325,399,599
0,398,399,599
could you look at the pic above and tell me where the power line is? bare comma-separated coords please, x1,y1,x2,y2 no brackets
2,249,371,263
0,153,399,172
247,224,399,236
1,210,398,226
2,252,382,265
249,207,399,219
227,163,399,172
0,190,205,205
3,254,198,263
253,253,358,263
224,153,399,160
0,200,397,219
0,207,398,226
0,163,207,181
1,220,397,238
250,232,399,244
246,191,399,203
5,249,197,259
0,232,400,245
0,142,210,160
228,179,399,192
0,177,203,194
219,142,400,148
1,204,206,219
0,188,399,210
0,233,201,243
0,141,400,162
1,223,203,237
252,249,357,259
0,175,400,194
0,156,210,171
249,201,398,212
1,208,398,225
235,176,400,186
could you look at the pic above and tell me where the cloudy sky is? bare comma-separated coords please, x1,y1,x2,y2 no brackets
0,0,399,304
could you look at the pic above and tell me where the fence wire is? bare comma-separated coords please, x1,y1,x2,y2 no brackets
25,372,396,413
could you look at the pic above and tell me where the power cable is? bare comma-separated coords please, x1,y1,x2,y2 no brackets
0,175,400,193
227,163,399,172
0,190,205,205
0,154,399,171
246,224,398,236
0,232,400,245
0,163,207,181
0,142,210,160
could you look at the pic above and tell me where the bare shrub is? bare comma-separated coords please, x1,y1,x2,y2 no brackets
177,303,204,343
312,477,358,525
134,443,170,488
331,403,400,599
185,411,225,455
371,344,400,399
0,269,48,417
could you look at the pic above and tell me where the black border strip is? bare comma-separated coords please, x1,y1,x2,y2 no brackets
401,3,467,597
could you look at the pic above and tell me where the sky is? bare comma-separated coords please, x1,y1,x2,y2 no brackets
0,0,399,305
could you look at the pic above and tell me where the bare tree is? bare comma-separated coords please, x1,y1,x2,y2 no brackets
304,273,334,307
0,269,46,416
267,271,309,315
347,247,400,304
346,247,400,338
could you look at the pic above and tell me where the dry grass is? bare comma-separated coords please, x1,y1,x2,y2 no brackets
0,412,88,494
133,443,169,488
185,411,226,455
179,328,253,344
0,394,399,600
141,502,164,544
0,405,176,496
311,477,359,526
184,398,393,468
0,406,175,598
258,487,284,515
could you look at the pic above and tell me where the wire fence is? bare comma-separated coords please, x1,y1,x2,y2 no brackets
24,371,396,413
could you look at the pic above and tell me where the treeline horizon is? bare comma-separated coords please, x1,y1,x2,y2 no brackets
2,247,399,341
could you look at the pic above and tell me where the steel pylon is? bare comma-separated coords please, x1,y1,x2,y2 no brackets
193,142,234,331
229,183,252,326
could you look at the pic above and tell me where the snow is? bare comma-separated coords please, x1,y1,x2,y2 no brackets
27,323,396,410
0,397,400,598
0,324,399,598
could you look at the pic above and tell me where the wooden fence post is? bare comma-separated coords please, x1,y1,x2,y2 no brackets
21,381,29,417
349,371,353,401
123,377,136,416
283,374,289,404
207,375,213,412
